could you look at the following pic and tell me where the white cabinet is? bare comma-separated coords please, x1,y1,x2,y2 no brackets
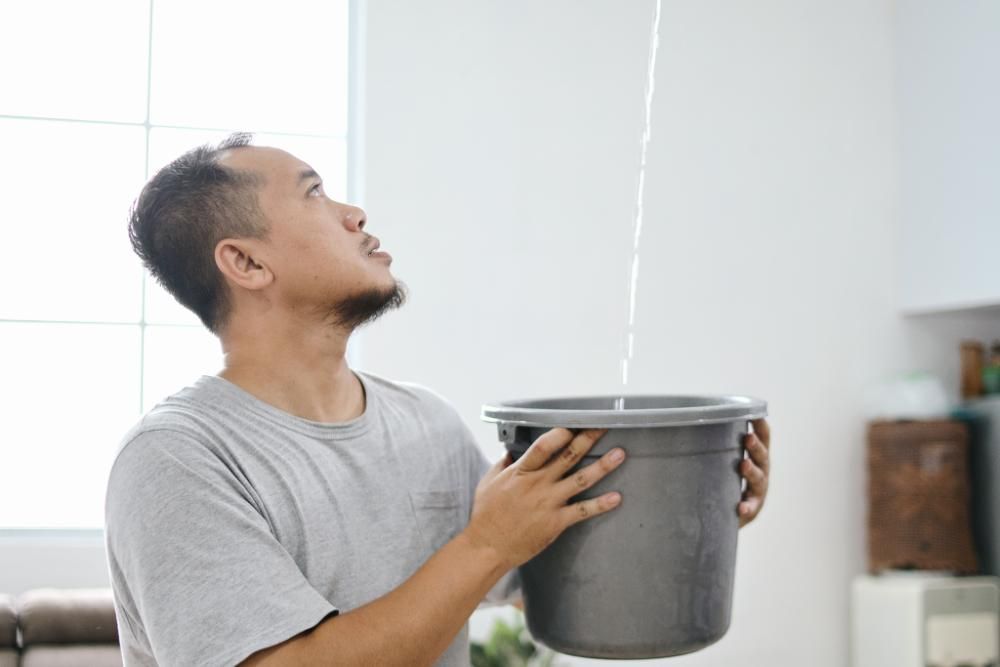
851,575,1000,667
897,0,1000,314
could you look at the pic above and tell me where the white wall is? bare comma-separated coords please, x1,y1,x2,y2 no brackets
361,0,1000,664
0,532,108,596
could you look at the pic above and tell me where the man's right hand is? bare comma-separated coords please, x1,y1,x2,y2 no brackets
463,428,625,570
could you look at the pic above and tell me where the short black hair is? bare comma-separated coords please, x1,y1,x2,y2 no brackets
128,132,267,334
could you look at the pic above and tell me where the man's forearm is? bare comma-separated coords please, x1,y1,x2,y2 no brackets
241,530,510,667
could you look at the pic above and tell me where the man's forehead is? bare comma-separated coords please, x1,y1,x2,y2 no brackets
218,145,311,185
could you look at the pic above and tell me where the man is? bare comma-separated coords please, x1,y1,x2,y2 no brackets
105,133,771,666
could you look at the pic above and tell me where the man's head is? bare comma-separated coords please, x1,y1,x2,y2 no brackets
128,133,404,336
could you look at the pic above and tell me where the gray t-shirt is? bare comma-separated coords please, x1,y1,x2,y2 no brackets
105,371,518,667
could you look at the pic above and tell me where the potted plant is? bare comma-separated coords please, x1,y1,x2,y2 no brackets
470,614,560,667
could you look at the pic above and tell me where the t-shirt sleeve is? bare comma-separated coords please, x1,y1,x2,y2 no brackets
105,428,337,667
459,421,522,608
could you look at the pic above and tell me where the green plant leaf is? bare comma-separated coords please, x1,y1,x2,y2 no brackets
470,614,562,666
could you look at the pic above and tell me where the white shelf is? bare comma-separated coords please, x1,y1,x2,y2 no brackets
901,299,1000,319
897,1,1000,316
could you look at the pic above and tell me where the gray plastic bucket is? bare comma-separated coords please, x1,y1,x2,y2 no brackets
481,394,767,659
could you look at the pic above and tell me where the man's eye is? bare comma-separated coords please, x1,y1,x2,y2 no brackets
309,183,324,196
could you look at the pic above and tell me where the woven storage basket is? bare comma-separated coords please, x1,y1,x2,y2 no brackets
867,420,978,573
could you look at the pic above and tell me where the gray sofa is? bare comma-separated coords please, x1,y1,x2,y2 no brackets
0,589,121,667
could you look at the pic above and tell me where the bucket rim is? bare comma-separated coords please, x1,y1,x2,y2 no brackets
481,394,768,429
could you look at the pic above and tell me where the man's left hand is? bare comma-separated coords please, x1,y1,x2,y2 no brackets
738,418,770,528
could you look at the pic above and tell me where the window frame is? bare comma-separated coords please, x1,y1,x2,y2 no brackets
0,0,362,532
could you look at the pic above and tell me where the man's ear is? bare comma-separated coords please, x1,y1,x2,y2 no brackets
215,239,273,291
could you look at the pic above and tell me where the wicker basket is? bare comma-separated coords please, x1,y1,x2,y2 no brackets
867,420,978,573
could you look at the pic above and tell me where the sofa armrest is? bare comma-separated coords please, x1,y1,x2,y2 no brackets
0,594,15,648
17,588,118,646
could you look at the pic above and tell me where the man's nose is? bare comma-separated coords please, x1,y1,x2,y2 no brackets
344,205,367,231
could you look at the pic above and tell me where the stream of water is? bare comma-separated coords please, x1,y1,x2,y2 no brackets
616,0,663,412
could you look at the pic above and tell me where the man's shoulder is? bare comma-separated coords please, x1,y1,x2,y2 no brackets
112,381,226,475
111,415,208,476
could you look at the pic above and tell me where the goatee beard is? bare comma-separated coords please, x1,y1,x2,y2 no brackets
327,281,407,330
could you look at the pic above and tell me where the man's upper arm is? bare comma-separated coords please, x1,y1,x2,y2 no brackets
105,429,336,667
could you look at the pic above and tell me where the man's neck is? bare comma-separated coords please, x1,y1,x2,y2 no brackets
217,322,365,424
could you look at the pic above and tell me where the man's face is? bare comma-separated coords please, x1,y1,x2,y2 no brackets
218,146,401,327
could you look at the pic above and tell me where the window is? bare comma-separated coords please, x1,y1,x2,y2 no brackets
0,0,352,528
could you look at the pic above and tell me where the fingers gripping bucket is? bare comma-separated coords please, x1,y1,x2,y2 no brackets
481,395,767,659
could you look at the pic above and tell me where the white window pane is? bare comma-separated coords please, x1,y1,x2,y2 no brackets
0,119,146,322
143,325,223,412
145,127,348,325
150,0,349,136
0,323,141,529
0,1,149,122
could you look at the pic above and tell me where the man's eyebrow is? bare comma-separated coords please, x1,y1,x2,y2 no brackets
297,168,320,186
